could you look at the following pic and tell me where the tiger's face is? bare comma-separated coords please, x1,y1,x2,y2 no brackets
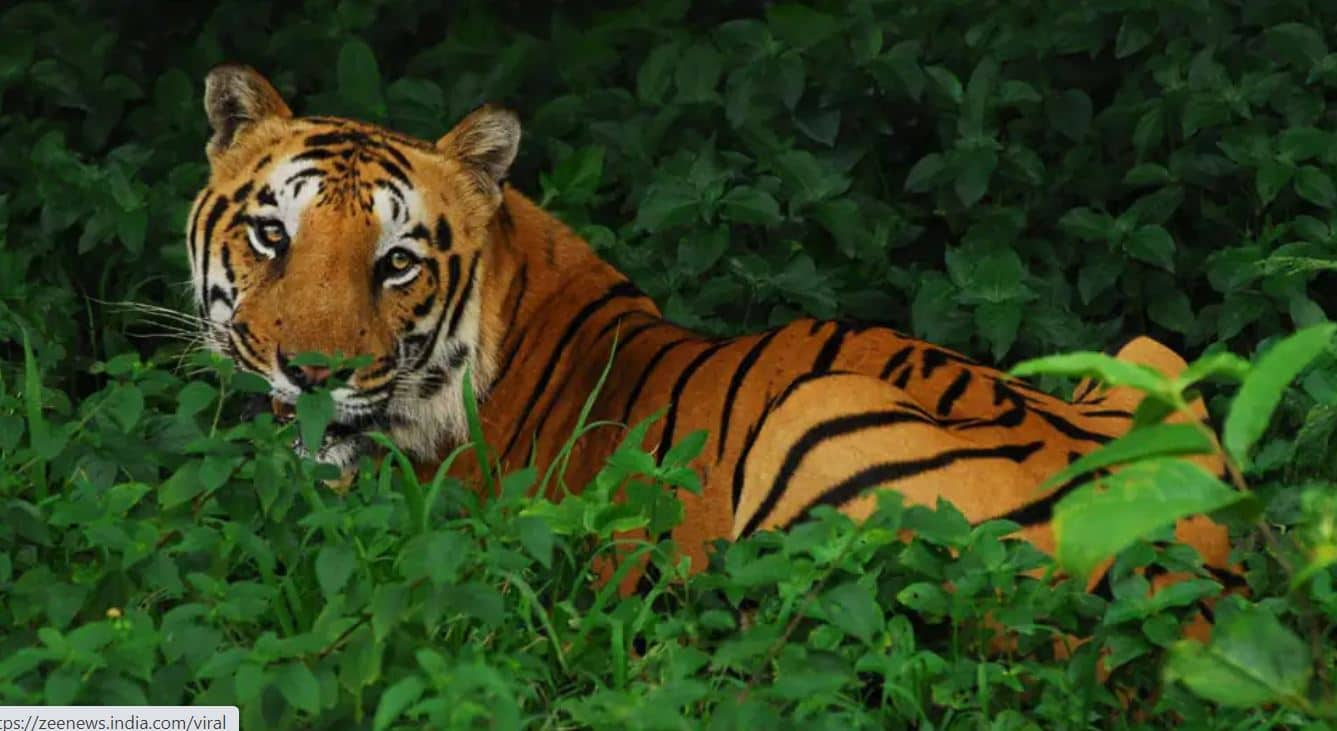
188,65,519,469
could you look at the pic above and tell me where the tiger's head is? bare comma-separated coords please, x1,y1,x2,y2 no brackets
188,65,519,470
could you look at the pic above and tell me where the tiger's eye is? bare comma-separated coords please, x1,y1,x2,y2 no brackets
389,250,414,271
259,222,287,246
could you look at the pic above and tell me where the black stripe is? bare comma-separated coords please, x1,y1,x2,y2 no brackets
741,409,938,536
658,340,733,454
376,159,411,186
284,168,325,186
231,182,254,203
521,317,663,463
500,282,646,461
207,285,233,309
405,223,430,242
187,192,211,303
200,197,230,307
731,396,778,518
252,154,272,172
305,131,366,148
1205,564,1248,590
878,346,915,379
778,441,1047,533
412,292,436,318
227,329,268,374
716,329,782,460
811,322,849,373
440,255,462,318
1031,407,1116,445
935,370,973,417
1081,408,1134,419
446,254,480,337
488,265,531,389
256,186,277,206
921,349,948,378
292,149,337,163
1073,379,1101,403
893,366,912,389
434,216,452,251
378,142,413,171
618,337,693,427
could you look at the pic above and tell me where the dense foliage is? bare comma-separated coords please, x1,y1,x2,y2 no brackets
1,0,1336,727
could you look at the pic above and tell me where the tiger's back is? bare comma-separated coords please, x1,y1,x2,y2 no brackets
465,190,1233,582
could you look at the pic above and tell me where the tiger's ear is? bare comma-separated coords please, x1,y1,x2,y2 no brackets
436,105,521,199
203,65,292,160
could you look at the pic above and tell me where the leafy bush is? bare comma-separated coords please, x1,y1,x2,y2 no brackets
1,0,1336,727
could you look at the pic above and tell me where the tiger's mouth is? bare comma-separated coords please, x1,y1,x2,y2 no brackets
266,397,384,473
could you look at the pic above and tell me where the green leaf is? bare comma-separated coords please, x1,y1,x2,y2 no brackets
924,65,962,103
103,384,144,431
1164,605,1311,708
820,581,883,644
1256,159,1295,205
1124,224,1176,271
1278,127,1329,162
896,581,949,615
1053,459,1244,579
1224,323,1337,466
767,3,842,49
337,38,384,116
176,382,218,418
442,582,505,627
315,545,357,599
22,330,65,460
296,390,335,457
1011,352,1173,397
1264,22,1328,67
675,42,722,103
635,180,700,232
159,461,203,509
1148,287,1195,334
904,153,945,192
1040,424,1216,491
1058,207,1114,242
663,429,708,466
373,676,425,731
676,226,729,276
975,301,1022,360
399,530,469,586
1132,107,1164,156
1176,352,1252,389
718,186,782,225
516,516,554,568
1115,16,1154,58
275,661,321,714
1047,89,1092,141
1294,165,1336,208
1123,163,1170,186
954,146,996,207
637,44,680,104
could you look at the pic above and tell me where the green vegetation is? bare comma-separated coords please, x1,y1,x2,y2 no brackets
2,1,1336,727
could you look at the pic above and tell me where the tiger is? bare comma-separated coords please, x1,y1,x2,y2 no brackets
187,64,1237,607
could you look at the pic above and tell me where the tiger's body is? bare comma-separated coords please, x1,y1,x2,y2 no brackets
187,66,1233,594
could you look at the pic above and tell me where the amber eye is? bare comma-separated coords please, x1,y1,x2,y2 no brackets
388,249,415,272
248,219,290,257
